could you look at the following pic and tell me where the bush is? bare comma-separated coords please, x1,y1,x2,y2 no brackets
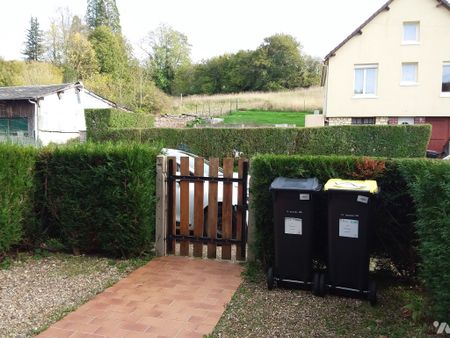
399,160,450,321
85,109,154,139
37,143,158,257
0,144,37,254
93,125,431,158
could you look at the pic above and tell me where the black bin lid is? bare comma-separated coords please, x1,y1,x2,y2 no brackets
270,177,321,192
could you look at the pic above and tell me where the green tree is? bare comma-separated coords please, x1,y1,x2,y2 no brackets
23,17,45,61
88,25,128,76
143,24,191,94
257,34,305,90
66,33,99,80
86,0,121,33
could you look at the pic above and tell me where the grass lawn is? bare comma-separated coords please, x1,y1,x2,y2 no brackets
221,110,309,127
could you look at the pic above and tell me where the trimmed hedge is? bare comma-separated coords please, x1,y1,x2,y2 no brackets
250,154,450,321
35,143,158,257
85,109,154,139
92,124,431,158
0,144,37,254
399,160,450,321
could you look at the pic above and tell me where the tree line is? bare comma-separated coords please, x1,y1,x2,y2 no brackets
1,0,322,113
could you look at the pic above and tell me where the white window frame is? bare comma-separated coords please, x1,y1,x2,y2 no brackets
441,62,450,97
401,62,419,86
353,64,378,98
402,22,420,45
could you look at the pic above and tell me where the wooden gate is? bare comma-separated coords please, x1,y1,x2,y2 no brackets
166,156,249,261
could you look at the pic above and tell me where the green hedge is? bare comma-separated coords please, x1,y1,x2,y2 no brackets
85,109,154,139
0,144,37,254
250,154,450,321
35,143,158,257
92,125,431,158
399,160,450,321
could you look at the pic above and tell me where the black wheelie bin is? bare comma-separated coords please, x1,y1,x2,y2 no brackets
267,177,322,290
319,179,379,305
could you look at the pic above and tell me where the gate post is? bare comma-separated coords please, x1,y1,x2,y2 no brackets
155,155,167,256
247,176,256,262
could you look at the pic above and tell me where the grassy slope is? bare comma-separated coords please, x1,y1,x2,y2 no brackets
221,110,309,127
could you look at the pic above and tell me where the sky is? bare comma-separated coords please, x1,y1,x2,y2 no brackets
0,0,387,62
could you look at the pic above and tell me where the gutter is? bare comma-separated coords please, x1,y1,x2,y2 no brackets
28,99,39,142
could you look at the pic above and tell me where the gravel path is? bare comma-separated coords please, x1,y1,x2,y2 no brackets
0,254,135,338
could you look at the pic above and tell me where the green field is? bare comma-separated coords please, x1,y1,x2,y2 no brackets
221,110,309,127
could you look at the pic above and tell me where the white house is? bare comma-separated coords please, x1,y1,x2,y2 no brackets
323,0,450,152
0,82,117,145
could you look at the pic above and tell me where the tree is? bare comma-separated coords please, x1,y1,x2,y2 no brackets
86,0,121,33
66,33,99,80
143,24,191,94
88,25,128,76
23,17,45,61
257,34,305,90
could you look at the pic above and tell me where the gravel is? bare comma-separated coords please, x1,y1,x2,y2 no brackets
0,254,134,338
211,268,429,338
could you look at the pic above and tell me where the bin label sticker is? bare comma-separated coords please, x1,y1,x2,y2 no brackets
339,218,359,238
285,217,302,235
299,193,310,201
357,195,369,204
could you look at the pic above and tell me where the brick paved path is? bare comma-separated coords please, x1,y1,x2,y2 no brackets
37,256,243,338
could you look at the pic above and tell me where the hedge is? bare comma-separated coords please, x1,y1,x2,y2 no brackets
250,154,450,321
85,108,154,139
0,144,37,254
399,160,450,321
33,143,158,257
92,124,431,158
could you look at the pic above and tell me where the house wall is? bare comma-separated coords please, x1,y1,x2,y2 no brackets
325,0,450,118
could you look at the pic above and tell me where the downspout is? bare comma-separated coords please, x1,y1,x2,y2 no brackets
28,99,39,143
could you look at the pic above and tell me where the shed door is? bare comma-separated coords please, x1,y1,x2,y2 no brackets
426,117,450,152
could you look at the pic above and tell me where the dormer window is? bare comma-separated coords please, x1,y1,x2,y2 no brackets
403,22,420,44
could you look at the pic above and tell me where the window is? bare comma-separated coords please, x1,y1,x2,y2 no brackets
442,63,450,94
354,65,378,96
403,22,419,43
398,117,415,125
352,117,375,125
401,63,418,85
0,118,28,135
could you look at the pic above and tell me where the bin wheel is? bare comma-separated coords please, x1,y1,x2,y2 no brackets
267,267,274,290
312,272,321,296
368,280,377,306
319,273,327,296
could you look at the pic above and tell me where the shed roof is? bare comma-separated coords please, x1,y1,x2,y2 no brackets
324,0,450,62
0,82,83,101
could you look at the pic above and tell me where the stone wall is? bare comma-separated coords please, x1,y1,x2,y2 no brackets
154,114,197,128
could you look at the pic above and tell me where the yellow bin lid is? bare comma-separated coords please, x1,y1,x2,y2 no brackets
324,179,378,194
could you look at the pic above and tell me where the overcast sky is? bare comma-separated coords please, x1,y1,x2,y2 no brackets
0,0,387,62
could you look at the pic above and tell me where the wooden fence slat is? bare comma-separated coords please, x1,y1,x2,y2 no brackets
193,157,204,257
221,158,233,260
180,157,190,256
207,158,219,259
236,159,244,260
168,157,176,254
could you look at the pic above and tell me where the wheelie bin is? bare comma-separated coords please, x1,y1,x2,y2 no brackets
319,179,379,305
267,177,322,290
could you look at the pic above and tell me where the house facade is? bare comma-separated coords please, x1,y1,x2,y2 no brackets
323,0,450,152
0,82,116,145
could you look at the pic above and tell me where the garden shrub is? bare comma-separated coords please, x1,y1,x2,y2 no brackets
0,143,37,254
85,108,154,139
38,142,158,257
92,124,430,158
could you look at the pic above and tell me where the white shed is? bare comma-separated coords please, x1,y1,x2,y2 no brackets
0,82,118,145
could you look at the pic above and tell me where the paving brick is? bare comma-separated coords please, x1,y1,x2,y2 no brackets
38,256,242,338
